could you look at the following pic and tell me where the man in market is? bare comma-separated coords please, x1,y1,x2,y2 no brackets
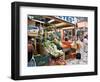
28,36,35,62
62,37,72,49
61,37,78,60
83,35,88,53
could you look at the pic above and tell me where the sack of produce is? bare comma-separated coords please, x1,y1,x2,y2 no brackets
49,55,66,65
71,41,81,50
55,55,66,65
71,41,77,49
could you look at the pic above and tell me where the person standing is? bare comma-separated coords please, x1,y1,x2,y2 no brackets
83,35,88,53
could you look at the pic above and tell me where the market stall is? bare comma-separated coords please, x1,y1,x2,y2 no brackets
28,15,84,66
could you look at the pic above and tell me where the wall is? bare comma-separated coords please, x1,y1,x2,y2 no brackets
0,0,99,82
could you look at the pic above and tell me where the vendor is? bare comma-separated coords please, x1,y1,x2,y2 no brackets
61,37,72,49
28,36,35,62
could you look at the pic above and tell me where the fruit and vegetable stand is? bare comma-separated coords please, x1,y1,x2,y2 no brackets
28,16,82,66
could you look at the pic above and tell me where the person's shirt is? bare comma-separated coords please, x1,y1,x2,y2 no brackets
28,43,33,52
83,38,88,45
61,40,72,48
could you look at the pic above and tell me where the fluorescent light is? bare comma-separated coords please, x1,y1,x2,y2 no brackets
48,19,55,23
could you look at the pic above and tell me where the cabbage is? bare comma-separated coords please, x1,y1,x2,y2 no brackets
43,40,64,58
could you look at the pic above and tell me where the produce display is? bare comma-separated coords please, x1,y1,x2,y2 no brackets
43,40,64,58
27,15,88,67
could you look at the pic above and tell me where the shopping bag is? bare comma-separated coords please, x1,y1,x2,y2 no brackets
76,53,81,59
